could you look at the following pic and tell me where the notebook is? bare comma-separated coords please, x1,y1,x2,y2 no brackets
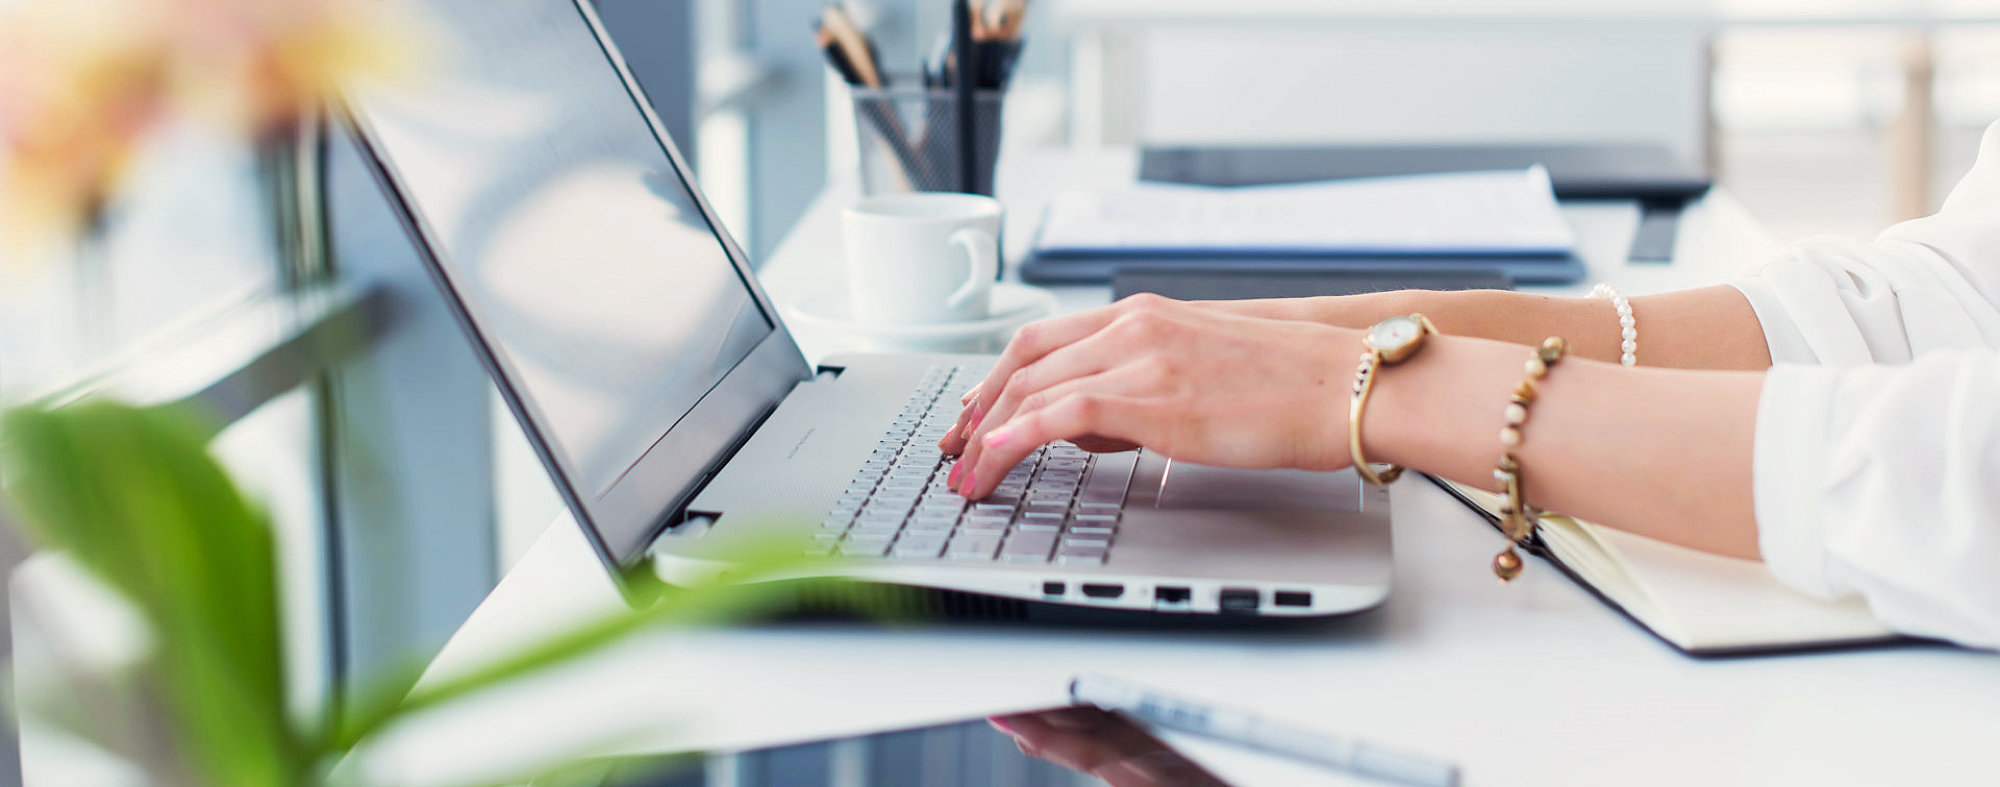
1137,141,1711,265
1430,477,1903,657
1111,268,1512,302
1023,167,1585,284
1138,142,1710,201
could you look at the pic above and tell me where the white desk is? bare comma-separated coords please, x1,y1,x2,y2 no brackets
352,150,2000,787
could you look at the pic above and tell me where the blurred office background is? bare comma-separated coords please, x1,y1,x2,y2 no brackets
5,0,2000,755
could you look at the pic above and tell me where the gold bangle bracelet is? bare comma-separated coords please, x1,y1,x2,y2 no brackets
1491,336,1569,583
1349,315,1439,487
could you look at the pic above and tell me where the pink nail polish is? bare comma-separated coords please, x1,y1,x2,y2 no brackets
988,716,1018,735
963,471,978,496
947,462,963,487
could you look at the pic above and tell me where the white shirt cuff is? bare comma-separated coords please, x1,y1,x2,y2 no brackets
1753,363,1844,599
1730,277,1820,365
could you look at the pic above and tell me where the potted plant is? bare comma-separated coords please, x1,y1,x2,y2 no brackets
0,2,844,783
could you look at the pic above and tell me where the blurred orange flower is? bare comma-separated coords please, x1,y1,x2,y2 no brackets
0,0,429,255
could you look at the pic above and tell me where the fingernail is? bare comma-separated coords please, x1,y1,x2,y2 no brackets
947,461,963,487
982,427,1012,450
961,404,984,439
963,471,978,496
987,716,1018,735
962,386,981,405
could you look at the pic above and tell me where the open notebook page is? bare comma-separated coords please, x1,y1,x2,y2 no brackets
1446,483,1892,652
1035,166,1577,255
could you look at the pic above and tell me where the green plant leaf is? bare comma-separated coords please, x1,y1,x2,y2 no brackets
333,541,893,753
1,400,307,785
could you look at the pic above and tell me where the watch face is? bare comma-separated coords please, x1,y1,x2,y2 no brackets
1367,316,1423,353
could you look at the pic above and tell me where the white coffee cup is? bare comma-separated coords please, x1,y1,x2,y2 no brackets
842,192,1002,325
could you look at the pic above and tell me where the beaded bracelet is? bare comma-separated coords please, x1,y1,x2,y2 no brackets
1491,336,1569,583
1589,283,1637,367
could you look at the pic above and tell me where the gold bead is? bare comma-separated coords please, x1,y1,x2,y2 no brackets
1525,357,1547,378
1493,548,1524,582
1514,379,1537,401
1499,426,1522,448
1539,336,1569,363
1504,402,1527,425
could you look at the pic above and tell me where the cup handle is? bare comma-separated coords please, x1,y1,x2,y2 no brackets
945,227,998,310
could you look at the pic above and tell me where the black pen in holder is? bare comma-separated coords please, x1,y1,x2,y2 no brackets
851,80,1006,197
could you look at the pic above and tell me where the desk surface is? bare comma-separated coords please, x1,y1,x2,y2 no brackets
352,149,2000,787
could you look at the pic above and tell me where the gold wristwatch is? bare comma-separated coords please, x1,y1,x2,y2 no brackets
1349,314,1438,486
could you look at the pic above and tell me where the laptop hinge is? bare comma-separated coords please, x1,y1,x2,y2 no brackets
652,373,813,534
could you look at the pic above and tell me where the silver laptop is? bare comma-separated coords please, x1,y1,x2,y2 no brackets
341,0,1391,620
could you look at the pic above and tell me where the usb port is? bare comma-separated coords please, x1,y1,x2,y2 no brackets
1273,590,1312,608
1042,581,1066,596
1081,583,1124,599
1154,586,1192,604
1218,587,1261,615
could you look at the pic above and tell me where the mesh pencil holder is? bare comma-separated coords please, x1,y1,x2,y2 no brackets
851,80,1006,196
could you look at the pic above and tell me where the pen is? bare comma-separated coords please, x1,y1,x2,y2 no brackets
951,0,978,192
820,5,883,88
814,24,864,86
1068,674,1462,787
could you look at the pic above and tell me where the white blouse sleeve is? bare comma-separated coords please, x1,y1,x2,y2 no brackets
1729,120,2000,649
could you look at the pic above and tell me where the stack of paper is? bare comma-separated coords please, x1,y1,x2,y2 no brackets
1024,167,1584,283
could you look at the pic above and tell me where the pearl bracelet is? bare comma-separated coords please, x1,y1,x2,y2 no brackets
1590,283,1637,367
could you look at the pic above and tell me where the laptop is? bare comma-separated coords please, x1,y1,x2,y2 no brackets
339,0,1392,620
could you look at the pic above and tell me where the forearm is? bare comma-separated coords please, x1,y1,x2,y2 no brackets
1202,284,1773,370
1366,333,1765,560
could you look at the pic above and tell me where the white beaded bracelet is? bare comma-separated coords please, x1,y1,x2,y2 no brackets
1590,283,1638,367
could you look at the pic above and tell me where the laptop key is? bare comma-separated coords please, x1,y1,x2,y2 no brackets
850,525,903,543
947,534,1002,560
857,506,907,521
1000,532,1057,562
1079,451,1139,508
905,517,955,534
959,518,1007,535
1056,546,1108,565
839,537,892,558
892,536,947,558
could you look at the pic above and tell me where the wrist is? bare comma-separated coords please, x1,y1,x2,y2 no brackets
1299,289,1422,328
1362,334,1523,488
1305,324,1370,472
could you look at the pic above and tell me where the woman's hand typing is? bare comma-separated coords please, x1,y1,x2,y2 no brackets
939,294,1356,499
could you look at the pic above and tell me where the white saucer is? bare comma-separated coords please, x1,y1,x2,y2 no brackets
785,283,1060,354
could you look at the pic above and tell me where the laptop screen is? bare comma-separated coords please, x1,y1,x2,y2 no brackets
351,0,773,499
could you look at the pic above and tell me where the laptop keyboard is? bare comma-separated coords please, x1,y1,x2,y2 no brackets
811,364,1138,565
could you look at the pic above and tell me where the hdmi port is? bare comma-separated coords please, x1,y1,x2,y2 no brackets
1080,583,1125,599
